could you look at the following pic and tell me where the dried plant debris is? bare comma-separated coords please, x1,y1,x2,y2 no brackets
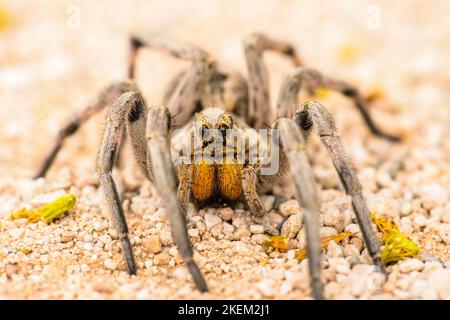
9,194,77,223
295,231,353,261
264,235,291,252
312,87,332,99
371,211,420,264
337,43,359,64
0,3,10,31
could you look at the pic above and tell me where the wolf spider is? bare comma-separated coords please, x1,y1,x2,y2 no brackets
34,33,399,299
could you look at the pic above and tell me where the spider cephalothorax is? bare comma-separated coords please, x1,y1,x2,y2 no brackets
186,109,244,203
35,33,399,299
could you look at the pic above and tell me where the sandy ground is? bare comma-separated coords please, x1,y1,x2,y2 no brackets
0,0,449,299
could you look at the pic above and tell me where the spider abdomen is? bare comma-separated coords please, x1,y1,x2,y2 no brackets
191,158,243,202
192,159,215,202
217,158,243,201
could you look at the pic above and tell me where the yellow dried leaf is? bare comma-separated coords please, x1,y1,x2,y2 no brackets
10,207,41,223
19,247,31,255
264,235,290,252
10,194,77,224
338,43,359,64
370,211,420,264
366,87,385,103
0,4,11,31
312,87,332,99
295,231,353,262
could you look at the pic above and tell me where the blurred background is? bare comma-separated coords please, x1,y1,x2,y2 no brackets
0,0,449,179
0,0,449,300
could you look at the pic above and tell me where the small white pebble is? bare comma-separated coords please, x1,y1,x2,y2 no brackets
257,279,275,297
287,250,296,260
222,222,234,235
60,232,74,243
421,288,438,300
9,228,25,239
327,241,343,258
99,234,112,244
423,261,443,273
204,213,222,231
399,259,424,273
217,208,234,221
279,281,293,295
144,260,153,269
296,228,306,248
281,213,303,239
320,226,338,238
399,218,414,234
108,228,119,239
345,224,360,235
93,220,107,232
329,258,350,274
159,229,174,246
413,215,427,228
343,244,360,257
441,210,450,224
279,200,301,217
263,195,275,212
142,235,162,254
438,224,450,244
188,228,199,238
249,224,264,234
104,258,118,271
367,195,400,219
251,234,267,245
233,225,251,240
418,183,448,210
168,246,178,257
210,223,223,238
154,252,170,266
410,280,427,297
376,171,392,188
400,202,413,216
231,215,247,228
323,208,346,232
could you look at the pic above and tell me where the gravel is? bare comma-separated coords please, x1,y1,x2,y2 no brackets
280,214,303,239
0,0,449,300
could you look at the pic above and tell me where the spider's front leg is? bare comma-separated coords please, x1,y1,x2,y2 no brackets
242,166,265,218
242,166,286,236
294,101,386,274
177,159,194,213
96,90,207,291
240,118,324,298
95,90,147,275
146,107,208,292
273,118,324,300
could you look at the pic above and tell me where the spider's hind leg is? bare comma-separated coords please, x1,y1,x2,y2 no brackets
34,81,138,179
277,67,400,141
243,32,303,129
128,34,216,127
